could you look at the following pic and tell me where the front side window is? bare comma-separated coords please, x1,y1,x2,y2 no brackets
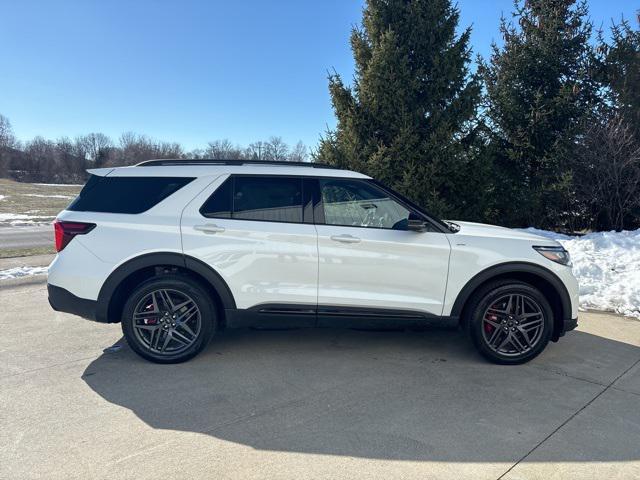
200,176,303,223
319,178,412,230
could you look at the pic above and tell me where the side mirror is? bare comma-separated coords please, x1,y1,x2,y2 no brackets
407,213,428,232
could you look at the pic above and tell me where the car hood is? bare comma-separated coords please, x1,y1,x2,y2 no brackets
447,220,559,244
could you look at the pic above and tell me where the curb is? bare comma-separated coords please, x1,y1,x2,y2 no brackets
0,274,48,289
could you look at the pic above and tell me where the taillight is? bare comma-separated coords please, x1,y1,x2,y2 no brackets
53,220,96,252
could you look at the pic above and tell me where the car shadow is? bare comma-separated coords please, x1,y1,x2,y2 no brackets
82,326,640,462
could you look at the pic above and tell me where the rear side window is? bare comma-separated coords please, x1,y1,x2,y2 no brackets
68,175,194,214
200,176,303,223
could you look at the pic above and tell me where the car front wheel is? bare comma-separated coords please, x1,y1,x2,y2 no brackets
121,275,216,363
467,281,554,364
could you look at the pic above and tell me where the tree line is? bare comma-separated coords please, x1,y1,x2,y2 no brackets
318,0,640,232
0,120,309,184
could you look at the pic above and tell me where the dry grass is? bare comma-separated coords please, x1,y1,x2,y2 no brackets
0,178,82,225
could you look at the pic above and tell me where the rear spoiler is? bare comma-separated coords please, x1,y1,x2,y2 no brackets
86,168,114,177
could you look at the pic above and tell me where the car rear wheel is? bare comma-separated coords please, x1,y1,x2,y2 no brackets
121,275,216,363
466,281,553,364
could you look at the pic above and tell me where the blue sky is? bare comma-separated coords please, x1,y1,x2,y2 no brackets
0,0,635,151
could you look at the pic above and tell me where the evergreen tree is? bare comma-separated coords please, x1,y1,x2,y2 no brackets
317,0,484,219
596,15,640,140
479,0,596,228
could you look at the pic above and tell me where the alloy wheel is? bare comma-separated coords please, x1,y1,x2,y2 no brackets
481,293,545,357
132,289,202,355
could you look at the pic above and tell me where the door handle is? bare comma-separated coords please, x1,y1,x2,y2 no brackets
194,224,226,234
330,234,361,244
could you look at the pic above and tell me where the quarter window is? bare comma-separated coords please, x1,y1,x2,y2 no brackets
199,177,232,218
68,175,194,214
319,179,412,230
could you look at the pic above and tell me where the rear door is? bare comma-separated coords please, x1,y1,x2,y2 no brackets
181,174,318,317
314,178,451,317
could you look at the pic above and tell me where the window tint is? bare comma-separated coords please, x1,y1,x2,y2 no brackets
200,177,232,218
234,176,303,222
68,175,194,214
320,178,411,230
200,176,303,223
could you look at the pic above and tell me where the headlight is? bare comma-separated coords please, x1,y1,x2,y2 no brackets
533,246,571,266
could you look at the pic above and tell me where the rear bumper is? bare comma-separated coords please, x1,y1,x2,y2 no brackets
48,283,98,321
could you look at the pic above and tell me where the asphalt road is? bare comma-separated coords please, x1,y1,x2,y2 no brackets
0,224,52,250
1,283,640,480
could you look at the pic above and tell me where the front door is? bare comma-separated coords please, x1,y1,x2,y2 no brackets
314,178,451,317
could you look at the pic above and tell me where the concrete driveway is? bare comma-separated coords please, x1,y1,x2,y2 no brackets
1,283,640,480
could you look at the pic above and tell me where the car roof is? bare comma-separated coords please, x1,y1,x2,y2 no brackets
87,159,370,179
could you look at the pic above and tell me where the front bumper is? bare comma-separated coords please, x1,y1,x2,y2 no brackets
553,316,578,341
48,283,98,321
564,316,578,333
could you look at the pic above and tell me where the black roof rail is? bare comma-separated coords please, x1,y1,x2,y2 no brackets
136,159,338,169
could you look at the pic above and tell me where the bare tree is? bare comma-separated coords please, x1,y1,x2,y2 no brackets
263,136,289,162
77,133,112,167
576,114,640,231
245,141,266,160
113,132,183,165
24,136,57,181
204,139,243,159
56,137,86,181
0,114,17,149
288,141,308,162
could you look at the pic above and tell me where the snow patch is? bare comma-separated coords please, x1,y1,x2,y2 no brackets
24,194,75,199
34,183,83,187
522,228,640,318
0,213,42,221
0,195,6,201
0,213,54,226
0,266,48,281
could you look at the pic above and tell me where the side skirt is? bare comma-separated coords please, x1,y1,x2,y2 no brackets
225,304,459,330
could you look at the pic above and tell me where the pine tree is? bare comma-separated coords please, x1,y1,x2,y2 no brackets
596,15,640,140
317,0,483,219
479,0,597,228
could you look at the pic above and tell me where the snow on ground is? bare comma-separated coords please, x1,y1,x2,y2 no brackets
523,228,640,318
23,194,75,199
0,213,54,226
0,266,48,281
0,213,46,221
0,195,6,201
34,183,83,187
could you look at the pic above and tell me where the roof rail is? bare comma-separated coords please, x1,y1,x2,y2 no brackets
136,159,338,169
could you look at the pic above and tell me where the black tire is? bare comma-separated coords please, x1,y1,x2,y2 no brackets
121,275,217,364
466,280,553,365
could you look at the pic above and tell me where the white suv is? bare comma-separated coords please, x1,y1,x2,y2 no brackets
47,160,578,364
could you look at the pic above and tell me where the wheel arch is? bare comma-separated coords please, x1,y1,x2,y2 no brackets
451,262,571,341
96,252,236,324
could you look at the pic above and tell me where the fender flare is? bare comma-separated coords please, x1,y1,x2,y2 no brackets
450,261,571,321
95,252,236,323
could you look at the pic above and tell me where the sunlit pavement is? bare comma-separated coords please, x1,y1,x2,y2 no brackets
1,283,639,480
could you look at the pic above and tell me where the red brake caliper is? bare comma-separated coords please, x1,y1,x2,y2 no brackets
484,304,499,334
142,302,158,325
